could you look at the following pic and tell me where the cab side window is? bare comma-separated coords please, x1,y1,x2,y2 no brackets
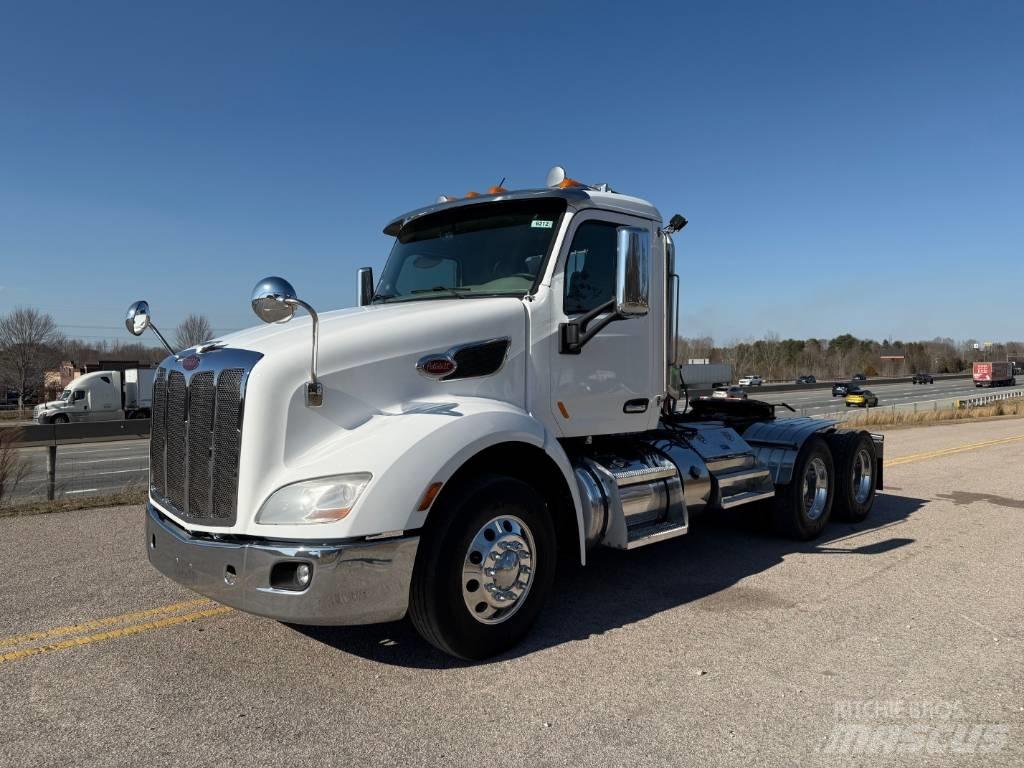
564,221,619,315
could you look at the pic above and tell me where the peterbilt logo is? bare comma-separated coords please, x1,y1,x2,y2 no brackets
416,354,457,379
181,355,201,371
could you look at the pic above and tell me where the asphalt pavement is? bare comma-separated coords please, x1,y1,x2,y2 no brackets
1,418,1022,767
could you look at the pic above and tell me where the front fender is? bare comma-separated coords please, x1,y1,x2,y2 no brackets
245,397,584,553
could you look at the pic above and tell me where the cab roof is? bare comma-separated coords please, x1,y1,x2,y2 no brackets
383,187,662,236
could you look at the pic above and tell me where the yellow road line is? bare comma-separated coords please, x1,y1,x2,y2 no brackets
0,605,233,665
0,598,214,650
887,434,1024,467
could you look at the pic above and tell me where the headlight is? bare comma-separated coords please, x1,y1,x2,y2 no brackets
256,473,372,525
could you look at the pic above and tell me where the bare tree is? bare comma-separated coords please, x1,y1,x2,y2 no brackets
174,314,213,349
0,307,63,410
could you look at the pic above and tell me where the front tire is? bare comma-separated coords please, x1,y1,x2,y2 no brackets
51,414,69,424
831,431,877,522
408,474,555,660
772,437,834,540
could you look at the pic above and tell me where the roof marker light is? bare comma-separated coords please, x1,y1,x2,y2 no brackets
436,195,459,203
464,191,481,198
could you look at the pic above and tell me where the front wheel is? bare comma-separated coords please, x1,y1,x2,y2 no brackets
408,474,555,660
51,414,69,424
772,437,835,540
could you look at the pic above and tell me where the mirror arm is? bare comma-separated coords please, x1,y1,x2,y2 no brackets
147,323,176,357
284,297,323,407
559,298,621,355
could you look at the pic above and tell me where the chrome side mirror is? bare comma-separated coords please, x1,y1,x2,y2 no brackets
615,227,651,317
357,267,374,307
251,276,299,324
250,276,323,407
124,300,175,355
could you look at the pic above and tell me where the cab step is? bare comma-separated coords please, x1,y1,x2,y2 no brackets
709,465,776,509
624,519,690,549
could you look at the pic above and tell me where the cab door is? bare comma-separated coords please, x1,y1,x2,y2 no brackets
66,390,88,422
90,375,120,422
549,211,661,436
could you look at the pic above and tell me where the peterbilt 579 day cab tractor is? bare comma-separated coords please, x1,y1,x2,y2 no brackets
128,167,883,660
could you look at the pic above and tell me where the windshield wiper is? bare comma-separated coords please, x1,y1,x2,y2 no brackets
409,286,469,298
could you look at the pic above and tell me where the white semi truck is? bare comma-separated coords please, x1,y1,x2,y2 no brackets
33,368,155,424
129,167,883,659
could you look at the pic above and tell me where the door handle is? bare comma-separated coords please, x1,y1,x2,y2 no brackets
623,398,649,414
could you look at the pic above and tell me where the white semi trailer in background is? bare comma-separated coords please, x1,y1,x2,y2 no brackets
33,368,155,424
130,167,883,659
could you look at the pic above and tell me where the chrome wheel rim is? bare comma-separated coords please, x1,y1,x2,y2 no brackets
461,515,535,625
852,448,873,504
802,457,829,521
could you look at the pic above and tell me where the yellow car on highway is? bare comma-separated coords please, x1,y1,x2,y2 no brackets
845,387,879,407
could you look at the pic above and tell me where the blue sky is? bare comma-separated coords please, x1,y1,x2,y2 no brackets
1,1,1022,345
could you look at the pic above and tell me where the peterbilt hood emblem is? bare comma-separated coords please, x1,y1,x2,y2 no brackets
181,354,201,371
417,354,457,379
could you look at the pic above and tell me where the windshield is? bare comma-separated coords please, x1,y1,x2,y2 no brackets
375,199,566,303
58,389,71,401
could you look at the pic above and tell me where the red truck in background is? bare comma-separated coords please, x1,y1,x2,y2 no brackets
973,361,1016,388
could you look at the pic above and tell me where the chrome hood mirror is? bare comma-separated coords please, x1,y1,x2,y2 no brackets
124,300,175,355
249,276,324,407
251,276,299,324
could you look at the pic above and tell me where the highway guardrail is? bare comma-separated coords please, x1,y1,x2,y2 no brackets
954,391,1024,409
2,420,150,500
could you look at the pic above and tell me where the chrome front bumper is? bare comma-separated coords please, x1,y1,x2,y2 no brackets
146,503,419,625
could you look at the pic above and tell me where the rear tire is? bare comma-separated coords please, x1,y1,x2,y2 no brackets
772,437,834,540
830,431,877,522
408,474,555,660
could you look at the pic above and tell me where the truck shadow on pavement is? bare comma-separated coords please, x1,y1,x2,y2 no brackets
291,491,926,668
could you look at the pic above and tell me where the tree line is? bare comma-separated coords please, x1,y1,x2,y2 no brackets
0,307,213,408
3,304,1021,406
678,334,1024,382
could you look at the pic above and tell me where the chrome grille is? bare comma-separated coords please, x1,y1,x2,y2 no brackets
150,369,167,493
149,350,261,527
213,369,244,521
165,371,187,510
186,371,215,518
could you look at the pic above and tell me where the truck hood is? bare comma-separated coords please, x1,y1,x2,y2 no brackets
195,296,530,472
208,297,526,365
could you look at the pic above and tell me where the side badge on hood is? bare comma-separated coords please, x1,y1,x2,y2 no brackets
417,354,457,379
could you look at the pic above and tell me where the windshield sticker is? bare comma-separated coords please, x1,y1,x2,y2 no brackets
531,220,553,229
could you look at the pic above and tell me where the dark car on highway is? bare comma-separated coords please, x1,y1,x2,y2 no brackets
851,373,868,381
912,372,935,384
832,382,852,397
796,375,817,384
